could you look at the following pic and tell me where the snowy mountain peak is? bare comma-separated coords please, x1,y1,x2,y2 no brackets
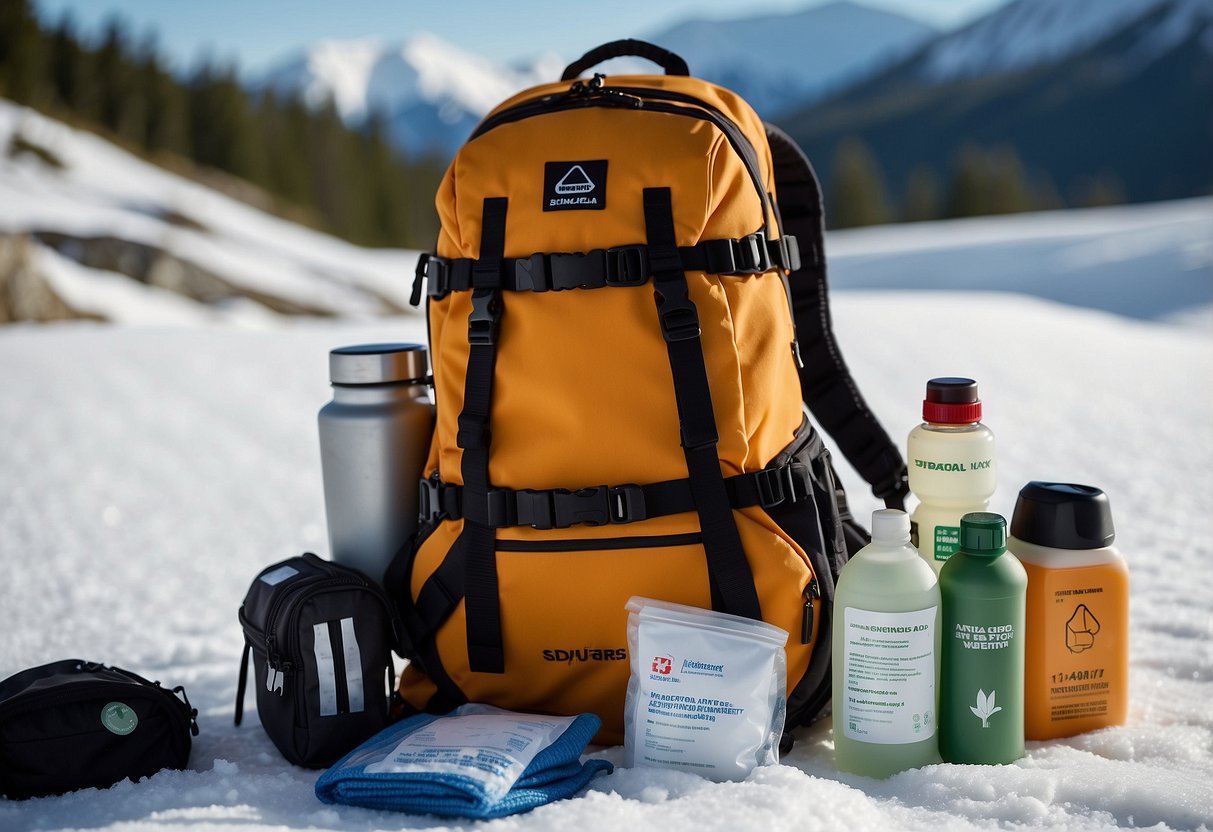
259,2,938,154
921,0,1213,81
284,37,384,119
649,1,936,114
261,34,558,154
263,33,529,124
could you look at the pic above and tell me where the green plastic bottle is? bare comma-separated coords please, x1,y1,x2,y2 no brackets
833,509,941,778
939,512,1026,765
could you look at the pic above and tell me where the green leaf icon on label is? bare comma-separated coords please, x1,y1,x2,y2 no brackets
101,701,138,735
969,688,1003,728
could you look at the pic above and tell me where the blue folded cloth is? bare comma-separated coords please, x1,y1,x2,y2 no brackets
315,704,612,820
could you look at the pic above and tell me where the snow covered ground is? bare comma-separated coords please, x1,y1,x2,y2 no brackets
1,96,1212,832
1,284,1210,829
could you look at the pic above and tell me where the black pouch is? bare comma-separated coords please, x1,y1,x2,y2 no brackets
235,553,401,768
0,659,198,799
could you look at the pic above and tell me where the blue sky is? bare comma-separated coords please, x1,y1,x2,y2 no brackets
33,0,1010,76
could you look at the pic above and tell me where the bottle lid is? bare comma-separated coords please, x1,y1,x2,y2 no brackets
959,512,1007,557
329,343,427,385
870,509,911,546
1010,481,1115,549
923,377,982,424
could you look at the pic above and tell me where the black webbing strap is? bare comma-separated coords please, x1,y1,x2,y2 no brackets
409,232,799,304
420,462,812,529
644,186,762,621
233,643,250,726
458,196,507,674
764,123,909,509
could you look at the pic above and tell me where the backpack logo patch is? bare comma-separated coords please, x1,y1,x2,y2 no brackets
544,160,607,211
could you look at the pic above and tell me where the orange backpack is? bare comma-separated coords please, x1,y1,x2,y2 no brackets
393,40,908,744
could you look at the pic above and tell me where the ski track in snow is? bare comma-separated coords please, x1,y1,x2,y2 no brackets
1,289,1210,831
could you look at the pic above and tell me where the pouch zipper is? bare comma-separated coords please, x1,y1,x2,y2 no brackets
0,680,195,737
802,577,820,645
496,532,702,553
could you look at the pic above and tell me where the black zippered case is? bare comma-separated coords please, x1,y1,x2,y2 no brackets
0,659,198,799
235,553,401,768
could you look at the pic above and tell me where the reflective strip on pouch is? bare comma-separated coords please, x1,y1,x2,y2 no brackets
313,622,338,717
340,617,365,714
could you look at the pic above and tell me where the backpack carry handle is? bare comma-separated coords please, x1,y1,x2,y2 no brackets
561,39,690,80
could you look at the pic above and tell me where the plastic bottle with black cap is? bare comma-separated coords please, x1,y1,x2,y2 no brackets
1009,482,1128,739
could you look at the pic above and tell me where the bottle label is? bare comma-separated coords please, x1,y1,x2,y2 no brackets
841,606,937,744
1021,559,1127,737
934,525,961,561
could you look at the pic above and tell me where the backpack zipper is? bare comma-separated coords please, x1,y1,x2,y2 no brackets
496,532,703,553
470,80,772,237
468,78,804,358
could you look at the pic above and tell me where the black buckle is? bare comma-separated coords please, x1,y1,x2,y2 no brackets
514,490,555,530
418,254,450,299
734,233,772,274
608,484,646,523
755,465,797,509
552,487,611,528
874,466,910,507
484,489,514,527
514,253,550,292
700,239,737,274
655,289,700,342
419,476,438,522
605,246,648,286
549,252,604,290
457,427,491,451
778,235,802,272
468,289,501,346
420,477,462,523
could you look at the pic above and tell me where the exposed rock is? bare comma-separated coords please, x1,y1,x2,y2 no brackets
31,232,337,316
0,234,99,323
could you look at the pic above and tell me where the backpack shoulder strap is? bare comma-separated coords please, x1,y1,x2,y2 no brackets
765,122,909,509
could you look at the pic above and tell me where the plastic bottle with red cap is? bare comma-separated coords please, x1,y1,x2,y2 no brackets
907,378,997,574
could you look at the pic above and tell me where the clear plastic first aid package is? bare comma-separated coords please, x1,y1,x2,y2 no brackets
624,597,789,781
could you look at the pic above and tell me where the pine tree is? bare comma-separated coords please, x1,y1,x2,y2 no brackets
138,35,189,156
984,146,1033,215
829,136,892,228
95,18,145,141
946,145,1036,218
188,60,264,183
49,13,96,118
1032,172,1065,212
0,0,50,106
1070,173,1127,208
902,164,941,223
945,145,988,218
302,98,358,239
257,91,313,208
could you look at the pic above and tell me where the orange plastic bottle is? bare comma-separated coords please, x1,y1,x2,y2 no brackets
1009,482,1129,740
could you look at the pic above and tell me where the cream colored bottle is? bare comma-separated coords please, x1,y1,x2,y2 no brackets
907,378,996,573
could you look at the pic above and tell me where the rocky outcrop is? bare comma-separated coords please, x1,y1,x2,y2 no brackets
31,232,339,316
0,234,99,323
0,231,412,323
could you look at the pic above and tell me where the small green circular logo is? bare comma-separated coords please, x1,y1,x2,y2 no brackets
101,702,138,735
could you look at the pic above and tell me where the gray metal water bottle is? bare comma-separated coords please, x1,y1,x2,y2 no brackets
318,344,434,586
